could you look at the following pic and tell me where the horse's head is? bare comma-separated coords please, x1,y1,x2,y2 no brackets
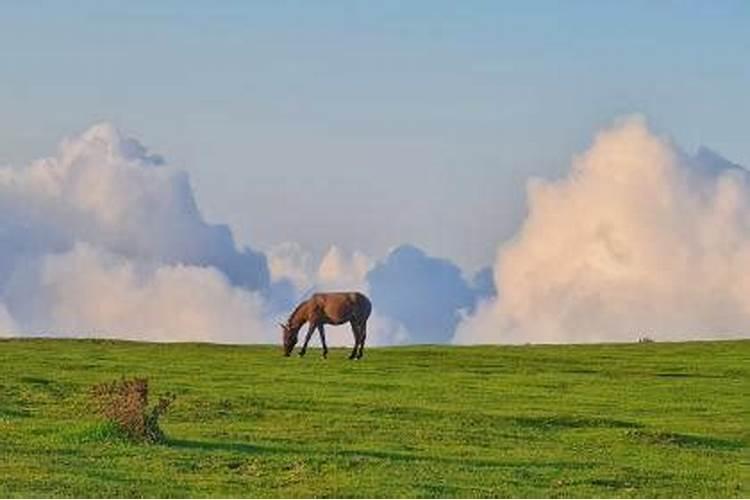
280,323,299,356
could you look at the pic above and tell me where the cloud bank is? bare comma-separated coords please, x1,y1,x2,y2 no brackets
0,123,271,342
4,118,746,346
456,116,750,344
0,123,410,345
5,243,268,342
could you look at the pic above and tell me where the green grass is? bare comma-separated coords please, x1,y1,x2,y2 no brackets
0,338,747,498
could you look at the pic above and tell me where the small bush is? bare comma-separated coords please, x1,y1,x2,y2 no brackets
90,377,175,443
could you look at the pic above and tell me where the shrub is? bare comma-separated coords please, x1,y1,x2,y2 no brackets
90,377,175,443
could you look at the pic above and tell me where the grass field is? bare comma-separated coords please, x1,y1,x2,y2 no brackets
0,338,747,498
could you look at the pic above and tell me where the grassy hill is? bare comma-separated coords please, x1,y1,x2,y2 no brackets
0,338,747,498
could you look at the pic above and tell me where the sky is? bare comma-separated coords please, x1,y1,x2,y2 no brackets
1,1,748,272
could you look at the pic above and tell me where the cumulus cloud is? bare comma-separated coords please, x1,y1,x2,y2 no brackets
18,116,744,348
456,116,750,344
318,245,372,291
267,243,373,293
367,245,478,343
364,313,412,346
0,123,271,342
0,123,269,292
266,242,373,313
471,266,497,301
5,243,268,343
0,303,18,336
0,123,485,346
267,241,316,292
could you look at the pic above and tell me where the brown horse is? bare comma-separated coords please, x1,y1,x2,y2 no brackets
280,292,372,359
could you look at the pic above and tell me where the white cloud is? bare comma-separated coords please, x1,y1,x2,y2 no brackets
5,243,269,343
366,312,411,346
12,117,743,347
0,303,17,336
267,243,373,294
0,123,271,342
0,123,480,346
267,241,316,291
0,122,269,291
317,245,372,291
456,116,750,344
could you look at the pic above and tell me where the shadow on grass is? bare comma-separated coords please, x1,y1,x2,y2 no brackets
512,415,642,430
166,437,597,470
358,405,644,432
589,477,637,489
167,438,271,455
0,406,30,418
626,429,744,450
655,372,724,379
18,376,71,398
19,376,53,385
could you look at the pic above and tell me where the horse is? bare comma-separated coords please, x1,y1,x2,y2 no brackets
280,292,372,359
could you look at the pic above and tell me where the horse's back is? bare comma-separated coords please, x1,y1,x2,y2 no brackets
313,291,371,322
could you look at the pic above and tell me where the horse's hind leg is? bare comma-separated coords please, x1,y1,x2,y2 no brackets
318,324,328,359
356,322,367,359
348,322,360,360
348,341,359,360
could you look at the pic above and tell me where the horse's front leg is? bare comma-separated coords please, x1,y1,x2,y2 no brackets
318,325,328,359
299,322,316,357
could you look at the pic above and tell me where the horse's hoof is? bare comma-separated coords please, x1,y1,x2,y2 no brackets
298,351,305,357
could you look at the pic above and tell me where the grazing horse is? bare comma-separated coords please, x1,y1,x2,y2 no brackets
280,292,372,359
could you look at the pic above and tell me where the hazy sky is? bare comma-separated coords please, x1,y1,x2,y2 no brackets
1,1,748,271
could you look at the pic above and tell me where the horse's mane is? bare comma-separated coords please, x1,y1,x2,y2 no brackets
287,298,309,325
286,286,316,325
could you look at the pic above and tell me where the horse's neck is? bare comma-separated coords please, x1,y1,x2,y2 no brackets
288,301,310,330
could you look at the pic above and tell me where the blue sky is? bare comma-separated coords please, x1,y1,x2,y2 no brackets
1,1,748,270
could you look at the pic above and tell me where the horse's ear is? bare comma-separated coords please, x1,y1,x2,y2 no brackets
279,322,286,329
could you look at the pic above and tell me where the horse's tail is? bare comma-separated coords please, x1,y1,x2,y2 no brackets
356,292,372,321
